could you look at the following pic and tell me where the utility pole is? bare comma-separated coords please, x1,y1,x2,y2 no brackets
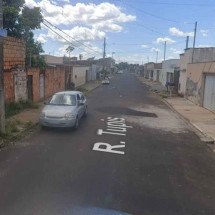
192,21,197,63
163,41,167,61
0,0,5,133
156,51,158,63
103,37,106,59
186,36,189,49
103,37,106,76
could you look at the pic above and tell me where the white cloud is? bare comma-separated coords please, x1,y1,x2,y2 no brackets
169,27,194,37
25,1,135,28
200,30,208,37
141,44,149,48
170,48,182,55
26,0,136,46
25,0,37,8
156,37,175,44
36,33,47,43
92,21,123,32
198,44,212,48
151,47,160,52
44,25,106,44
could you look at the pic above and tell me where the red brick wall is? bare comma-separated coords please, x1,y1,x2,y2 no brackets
4,71,14,103
3,37,26,103
27,68,40,102
3,37,26,70
45,66,65,98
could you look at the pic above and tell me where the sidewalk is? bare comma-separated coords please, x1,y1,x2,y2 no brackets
0,80,101,147
165,97,215,143
138,76,166,92
137,76,215,143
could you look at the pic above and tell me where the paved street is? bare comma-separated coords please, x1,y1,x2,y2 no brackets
1,73,215,215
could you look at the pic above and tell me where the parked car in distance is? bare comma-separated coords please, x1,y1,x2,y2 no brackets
117,70,124,74
102,78,110,85
39,91,87,129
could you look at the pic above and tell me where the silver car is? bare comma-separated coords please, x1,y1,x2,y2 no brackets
39,91,87,129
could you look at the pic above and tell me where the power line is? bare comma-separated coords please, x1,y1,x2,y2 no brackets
42,22,100,58
115,0,194,24
43,19,102,56
134,22,165,36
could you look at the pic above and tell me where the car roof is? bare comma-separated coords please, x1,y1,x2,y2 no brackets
55,91,82,95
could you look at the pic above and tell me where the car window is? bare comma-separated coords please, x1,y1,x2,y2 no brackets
81,94,85,101
49,94,76,106
77,94,81,100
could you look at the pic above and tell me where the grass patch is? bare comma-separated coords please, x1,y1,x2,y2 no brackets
5,100,38,118
24,121,33,129
0,121,20,138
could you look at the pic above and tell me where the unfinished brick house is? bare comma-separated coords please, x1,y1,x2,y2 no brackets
3,37,66,103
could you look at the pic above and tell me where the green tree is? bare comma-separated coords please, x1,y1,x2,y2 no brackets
66,46,75,57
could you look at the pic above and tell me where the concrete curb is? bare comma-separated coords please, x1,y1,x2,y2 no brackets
163,99,215,144
86,82,102,93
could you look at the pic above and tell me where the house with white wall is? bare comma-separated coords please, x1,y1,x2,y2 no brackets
160,59,180,90
179,47,215,95
144,63,162,80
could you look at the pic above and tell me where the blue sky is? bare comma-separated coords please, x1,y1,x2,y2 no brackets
25,0,215,64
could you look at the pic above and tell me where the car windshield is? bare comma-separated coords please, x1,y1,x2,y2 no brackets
49,94,76,106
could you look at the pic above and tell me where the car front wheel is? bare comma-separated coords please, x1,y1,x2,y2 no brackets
74,117,79,129
83,107,87,117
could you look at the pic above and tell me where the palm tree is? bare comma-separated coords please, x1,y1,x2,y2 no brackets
66,46,74,59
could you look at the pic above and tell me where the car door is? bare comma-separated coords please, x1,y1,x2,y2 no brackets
77,93,83,119
80,93,86,117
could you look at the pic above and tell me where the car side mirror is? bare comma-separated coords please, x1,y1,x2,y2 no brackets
78,101,84,106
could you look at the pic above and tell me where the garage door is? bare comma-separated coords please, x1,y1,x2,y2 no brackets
203,75,215,111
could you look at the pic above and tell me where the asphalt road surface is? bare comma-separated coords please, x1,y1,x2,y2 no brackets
1,73,215,215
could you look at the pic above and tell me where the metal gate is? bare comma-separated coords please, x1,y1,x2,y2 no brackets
40,74,45,99
203,75,215,111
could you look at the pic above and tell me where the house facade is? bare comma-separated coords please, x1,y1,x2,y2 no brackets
71,65,89,87
185,61,215,111
179,48,215,95
153,63,162,82
160,59,180,91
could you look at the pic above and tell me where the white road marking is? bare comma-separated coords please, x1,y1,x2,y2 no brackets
97,129,126,136
93,117,133,155
93,142,125,155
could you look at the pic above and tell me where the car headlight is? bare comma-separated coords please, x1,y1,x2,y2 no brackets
65,113,75,119
40,112,46,118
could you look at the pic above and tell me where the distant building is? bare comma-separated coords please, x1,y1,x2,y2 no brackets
160,59,180,91
144,62,162,80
